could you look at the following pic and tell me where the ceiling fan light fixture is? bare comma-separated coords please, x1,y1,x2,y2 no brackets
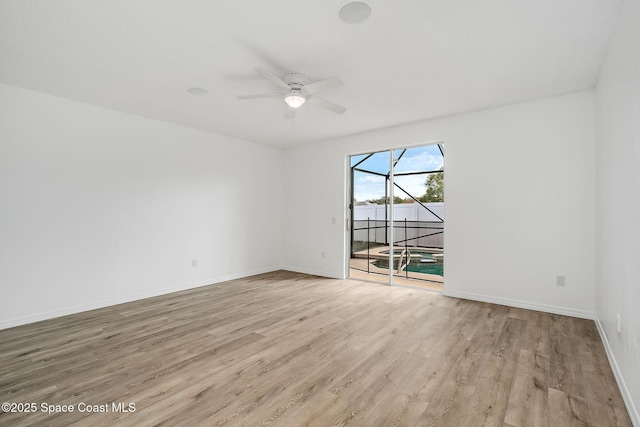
284,93,306,109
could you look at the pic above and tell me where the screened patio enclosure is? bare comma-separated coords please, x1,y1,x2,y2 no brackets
349,144,444,289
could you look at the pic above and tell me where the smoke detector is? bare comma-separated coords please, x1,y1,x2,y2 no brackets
338,1,372,24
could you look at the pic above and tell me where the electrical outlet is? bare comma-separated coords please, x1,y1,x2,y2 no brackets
616,314,621,334
321,251,326,259
556,275,565,287
192,259,198,267
229,254,234,262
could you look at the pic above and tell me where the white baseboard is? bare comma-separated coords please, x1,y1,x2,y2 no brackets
280,265,342,280
595,318,640,427
0,266,280,330
442,289,595,319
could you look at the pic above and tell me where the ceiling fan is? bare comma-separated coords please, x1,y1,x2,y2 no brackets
237,68,346,115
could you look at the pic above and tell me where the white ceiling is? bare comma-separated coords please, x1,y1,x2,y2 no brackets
0,0,623,148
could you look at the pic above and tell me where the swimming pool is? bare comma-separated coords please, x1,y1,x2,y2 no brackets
373,251,444,276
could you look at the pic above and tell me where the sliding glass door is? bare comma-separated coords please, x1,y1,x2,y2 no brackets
349,150,393,285
348,144,444,290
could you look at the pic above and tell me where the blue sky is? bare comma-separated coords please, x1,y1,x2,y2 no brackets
351,145,443,202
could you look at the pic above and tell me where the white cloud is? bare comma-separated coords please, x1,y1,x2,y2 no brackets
394,174,429,199
396,151,443,173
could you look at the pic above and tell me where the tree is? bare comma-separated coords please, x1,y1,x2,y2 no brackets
420,171,444,202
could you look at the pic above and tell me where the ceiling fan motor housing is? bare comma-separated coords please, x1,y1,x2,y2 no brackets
283,73,310,89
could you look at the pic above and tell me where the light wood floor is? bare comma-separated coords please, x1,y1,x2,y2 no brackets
0,270,631,426
348,267,444,291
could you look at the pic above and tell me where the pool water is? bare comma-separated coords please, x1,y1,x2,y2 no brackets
403,263,444,276
373,252,444,276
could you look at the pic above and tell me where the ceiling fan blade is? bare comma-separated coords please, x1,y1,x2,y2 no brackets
307,96,346,115
303,76,343,94
237,92,283,99
256,67,291,91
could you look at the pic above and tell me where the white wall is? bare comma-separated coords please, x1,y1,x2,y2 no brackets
0,83,284,328
283,90,596,318
595,0,640,422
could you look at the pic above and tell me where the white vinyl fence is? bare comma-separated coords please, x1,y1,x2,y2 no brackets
353,202,444,248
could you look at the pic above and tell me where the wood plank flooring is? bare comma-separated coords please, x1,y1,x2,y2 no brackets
0,270,632,426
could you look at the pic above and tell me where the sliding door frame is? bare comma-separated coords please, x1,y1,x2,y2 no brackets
345,140,444,286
